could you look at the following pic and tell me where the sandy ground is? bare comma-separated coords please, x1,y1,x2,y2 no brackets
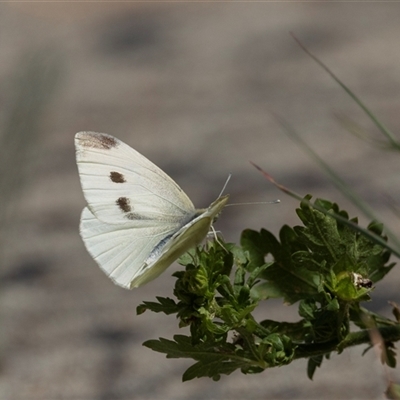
1,3,400,399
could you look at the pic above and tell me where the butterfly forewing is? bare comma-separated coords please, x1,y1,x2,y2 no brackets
75,131,196,224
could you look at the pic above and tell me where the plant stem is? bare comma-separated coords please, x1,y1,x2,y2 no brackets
294,325,400,359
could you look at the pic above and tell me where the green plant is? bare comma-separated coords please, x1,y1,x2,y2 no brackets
136,36,400,397
138,197,399,382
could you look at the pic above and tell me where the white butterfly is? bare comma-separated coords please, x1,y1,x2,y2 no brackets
75,131,228,289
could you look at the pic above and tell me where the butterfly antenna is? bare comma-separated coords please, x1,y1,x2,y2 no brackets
218,174,232,198
226,199,280,207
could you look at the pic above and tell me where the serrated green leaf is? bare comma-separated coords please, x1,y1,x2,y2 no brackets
242,224,323,304
183,358,243,381
144,334,261,381
258,262,322,304
241,228,282,271
137,297,178,315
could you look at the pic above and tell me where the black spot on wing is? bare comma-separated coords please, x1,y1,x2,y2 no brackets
116,197,147,220
116,197,131,213
110,171,126,183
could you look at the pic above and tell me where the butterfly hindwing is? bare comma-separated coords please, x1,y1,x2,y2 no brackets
80,207,181,288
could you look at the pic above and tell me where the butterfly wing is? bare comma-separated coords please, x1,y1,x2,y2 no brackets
75,131,195,224
131,195,229,288
80,207,183,288
75,131,229,289
80,195,229,289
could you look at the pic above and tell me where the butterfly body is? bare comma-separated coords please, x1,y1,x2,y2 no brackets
75,131,228,289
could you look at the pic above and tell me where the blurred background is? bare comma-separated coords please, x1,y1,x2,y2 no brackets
1,2,400,399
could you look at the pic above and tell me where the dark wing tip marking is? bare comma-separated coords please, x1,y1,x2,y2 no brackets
110,171,126,183
116,197,131,213
76,132,119,150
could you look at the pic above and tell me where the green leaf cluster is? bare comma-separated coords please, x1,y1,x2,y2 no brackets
138,196,399,381
139,242,295,381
